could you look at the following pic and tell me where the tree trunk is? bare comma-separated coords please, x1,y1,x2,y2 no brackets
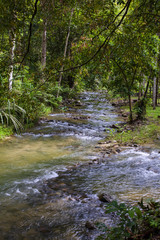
57,8,74,98
9,29,16,91
144,79,149,99
156,76,159,105
153,76,157,110
128,94,133,122
138,82,142,100
41,19,47,82
41,20,47,69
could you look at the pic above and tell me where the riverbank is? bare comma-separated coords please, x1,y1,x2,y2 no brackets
105,99,160,147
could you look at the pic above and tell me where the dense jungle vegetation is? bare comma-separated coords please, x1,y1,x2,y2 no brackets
0,0,160,134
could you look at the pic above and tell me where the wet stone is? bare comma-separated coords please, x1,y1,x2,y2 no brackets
85,221,96,230
111,124,119,129
75,100,83,106
38,225,52,234
134,144,138,147
116,148,121,153
98,193,112,203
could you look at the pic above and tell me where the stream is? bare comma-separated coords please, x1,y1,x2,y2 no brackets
0,92,160,239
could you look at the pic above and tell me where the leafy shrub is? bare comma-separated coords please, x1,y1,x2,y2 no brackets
134,98,148,120
0,126,13,139
97,199,160,240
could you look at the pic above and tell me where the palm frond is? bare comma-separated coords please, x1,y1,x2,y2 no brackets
0,101,26,132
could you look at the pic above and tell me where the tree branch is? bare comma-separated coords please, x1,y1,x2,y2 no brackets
20,0,39,65
32,0,132,91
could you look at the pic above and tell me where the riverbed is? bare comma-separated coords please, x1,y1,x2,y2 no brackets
0,92,160,239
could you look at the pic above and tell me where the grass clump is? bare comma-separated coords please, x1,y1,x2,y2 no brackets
107,123,160,145
146,106,160,120
107,104,160,145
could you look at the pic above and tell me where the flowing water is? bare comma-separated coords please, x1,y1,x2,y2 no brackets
0,92,160,239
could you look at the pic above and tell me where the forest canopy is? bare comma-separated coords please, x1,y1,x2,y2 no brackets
0,0,160,128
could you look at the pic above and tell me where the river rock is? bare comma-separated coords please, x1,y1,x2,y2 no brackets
134,144,138,147
111,124,119,129
105,151,111,154
122,113,128,117
75,100,83,106
98,193,112,203
116,148,121,153
46,119,54,123
85,221,96,230
39,225,52,233
112,103,116,106
98,142,107,144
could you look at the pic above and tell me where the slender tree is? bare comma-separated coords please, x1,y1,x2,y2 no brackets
57,7,74,97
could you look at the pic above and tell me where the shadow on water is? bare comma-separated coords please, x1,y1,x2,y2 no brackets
0,92,160,239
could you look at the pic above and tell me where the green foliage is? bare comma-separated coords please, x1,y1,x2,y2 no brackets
97,199,160,240
0,126,13,140
133,98,148,120
146,106,160,120
10,82,63,124
1,0,160,133
107,122,160,145
0,100,25,132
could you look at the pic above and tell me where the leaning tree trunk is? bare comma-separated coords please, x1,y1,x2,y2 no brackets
9,28,16,91
144,78,150,99
57,8,74,98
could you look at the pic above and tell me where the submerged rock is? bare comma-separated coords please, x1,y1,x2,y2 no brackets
111,124,119,129
75,100,83,106
85,221,96,230
122,113,128,117
98,193,112,203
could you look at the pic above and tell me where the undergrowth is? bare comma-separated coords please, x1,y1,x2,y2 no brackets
97,199,160,240
0,126,13,140
107,123,160,145
108,104,160,145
